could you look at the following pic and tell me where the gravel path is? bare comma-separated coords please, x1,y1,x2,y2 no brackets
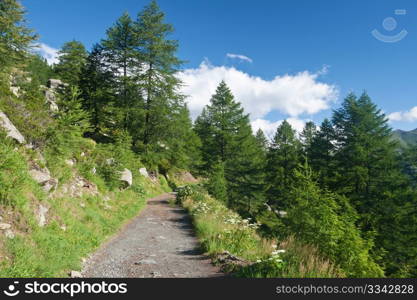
82,193,222,278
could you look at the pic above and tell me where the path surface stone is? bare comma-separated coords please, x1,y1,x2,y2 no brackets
82,194,222,278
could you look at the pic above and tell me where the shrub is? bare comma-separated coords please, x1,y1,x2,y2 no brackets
0,132,29,206
281,165,384,277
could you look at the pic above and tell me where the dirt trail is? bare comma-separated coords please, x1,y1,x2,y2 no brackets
82,193,222,278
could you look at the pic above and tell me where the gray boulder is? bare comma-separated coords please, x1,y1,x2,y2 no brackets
44,89,59,112
47,79,65,89
36,204,49,227
139,167,149,178
29,166,58,192
10,86,20,97
120,168,133,187
0,111,26,144
0,223,11,230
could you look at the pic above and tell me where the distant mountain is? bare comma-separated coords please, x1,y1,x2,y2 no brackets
392,128,417,147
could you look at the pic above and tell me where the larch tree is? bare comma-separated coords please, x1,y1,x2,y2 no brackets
101,12,142,132
0,0,36,86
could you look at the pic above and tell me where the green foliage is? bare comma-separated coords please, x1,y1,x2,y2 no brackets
237,237,343,278
0,132,29,206
307,118,335,187
1,77,54,147
25,54,53,85
265,120,301,208
195,81,266,213
0,189,149,277
45,87,91,158
300,121,317,151
79,44,117,141
282,163,384,277
0,0,36,79
205,161,228,204
179,185,342,278
54,40,88,86
179,186,272,261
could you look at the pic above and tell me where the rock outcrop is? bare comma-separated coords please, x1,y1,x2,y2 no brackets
29,164,58,192
36,204,49,227
120,168,133,187
43,79,66,112
139,167,149,178
59,176,98,198
44,89,59,112
0,111,26,144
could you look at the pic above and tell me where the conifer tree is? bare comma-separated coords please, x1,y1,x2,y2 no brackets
308,118,335,187
206,161,228,204
255,129,269,153
265,120,301,208
101,12,141,132
195,81,266,213
79,44,117,141
284,163,384,277
332,93,399,219
25,54,53,85
0,0,36,84
135,0,183,150
54,40,88,86
332,92,417,276
300,121,316,152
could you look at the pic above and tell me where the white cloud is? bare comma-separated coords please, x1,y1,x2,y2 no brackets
33,43,60,65
226,53,253,63
388,106,417,122
178,60,338,121
251,118,306,139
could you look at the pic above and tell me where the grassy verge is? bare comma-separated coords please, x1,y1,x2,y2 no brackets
0,137,171,277
0,183,169,277
177,185,343,278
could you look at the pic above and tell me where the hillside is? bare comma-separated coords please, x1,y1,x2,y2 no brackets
392,128,417,147
1,0,416,279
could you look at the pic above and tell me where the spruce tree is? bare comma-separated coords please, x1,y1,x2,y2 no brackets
332,92,399,219
308,118,335,187
332,92,417,276
266,120,301,209
54,40,88,86
300,121,316,152
284,163,384,277
206,161,228,204
79,44,117,141
195,81,265,213
255,129,269,153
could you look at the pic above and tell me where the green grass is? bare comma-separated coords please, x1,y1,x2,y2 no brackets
0,188,157,277
0,140,171,277
178,185,343,278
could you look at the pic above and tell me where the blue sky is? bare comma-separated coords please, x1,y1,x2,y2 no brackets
22,0,417,134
